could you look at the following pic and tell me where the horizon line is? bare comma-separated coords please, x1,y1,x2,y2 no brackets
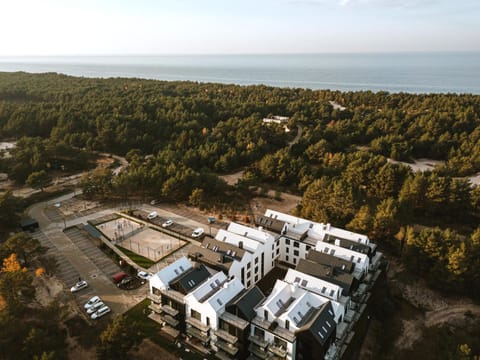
1,50,480,57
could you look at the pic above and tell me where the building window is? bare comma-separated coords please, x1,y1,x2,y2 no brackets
285,320,290,330
247,262,251,269
264,310,268,321
255,266,259,273
272,244,274,250
293,241,299,248
255,257,259,264
276,248,279,255
293,258,297,264
285,239,290,245
293,250,299,256
207,317,210,326
286,255,289,262
306,246,311,251
286,247,289,253
255,275,259,282
191,309,201,320
254,326,265,338
247,281,251,287
247,271,251,279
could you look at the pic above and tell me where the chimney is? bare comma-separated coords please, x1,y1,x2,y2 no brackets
239,241,243,249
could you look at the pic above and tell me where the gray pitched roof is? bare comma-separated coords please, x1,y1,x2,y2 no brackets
227,286,266,321
169,264,210,294
296,301,336,346
254,215,286,234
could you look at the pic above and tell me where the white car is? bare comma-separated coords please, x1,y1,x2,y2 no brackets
70,280,88,293
84,295,101,309
147,211,158,220
162,219,174,228
87,301,105,314
91,305,111,319
192,227,205,238
137,271,153,280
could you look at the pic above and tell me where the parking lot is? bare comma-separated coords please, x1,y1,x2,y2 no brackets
64,226,121,279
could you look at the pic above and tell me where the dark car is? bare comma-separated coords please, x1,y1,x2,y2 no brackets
117,276,133,288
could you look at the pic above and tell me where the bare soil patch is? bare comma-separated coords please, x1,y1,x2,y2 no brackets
129,338,177,360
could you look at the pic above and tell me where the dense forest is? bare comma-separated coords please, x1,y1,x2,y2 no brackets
0,72,480,357
0,72,479,299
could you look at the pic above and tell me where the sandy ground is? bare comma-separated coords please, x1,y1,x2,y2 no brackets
251,190,302,216
387,259,480,351
98,217,144,241
117,227,186,262
219,170,244,186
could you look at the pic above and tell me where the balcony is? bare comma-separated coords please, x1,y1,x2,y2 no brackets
148,292,162,303
216,339,239,356
214,329,238,344
252,317,296,343
149,302,162,313
186,326,210,343
268,344,287,358
220,311,249,330
161,304,179,317
160,313,180,327
248,343,272,360
186,317,210,332
215,350,234,360
160,288,186,304
248,335,269,348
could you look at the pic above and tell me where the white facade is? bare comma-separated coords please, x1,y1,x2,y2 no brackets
214,223,279,288
252,279,343,360
184,271,244,330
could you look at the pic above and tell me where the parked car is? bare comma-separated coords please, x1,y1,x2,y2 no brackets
70,280,88,293
137,271,153,280
91,305,111,319
87,301,105,314
117,276,133,288
162,219,173,228
112,272,128,284
84,295,101,309
191,227,205,238
147,211,158,220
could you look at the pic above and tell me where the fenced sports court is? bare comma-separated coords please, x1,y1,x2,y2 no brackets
97,217,186,262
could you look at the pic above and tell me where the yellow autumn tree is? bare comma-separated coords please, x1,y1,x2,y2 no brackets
1,253,25,273
35,267,45,277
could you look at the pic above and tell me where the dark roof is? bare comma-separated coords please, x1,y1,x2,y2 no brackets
254,215,286,234
296,301,336,346
296,258,357,296
170,264,210,294
84,224,102,239
188,239,245,271
227,286,265,321
18,217,38,227
323,234,371,256
306,250,355,273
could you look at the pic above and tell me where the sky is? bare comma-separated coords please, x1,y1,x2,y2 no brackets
1,0,479,55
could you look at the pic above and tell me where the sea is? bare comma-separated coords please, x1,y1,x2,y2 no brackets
1,52,479,94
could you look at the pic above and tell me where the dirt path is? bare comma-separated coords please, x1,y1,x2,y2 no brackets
386,259,480,352
288,125,303,147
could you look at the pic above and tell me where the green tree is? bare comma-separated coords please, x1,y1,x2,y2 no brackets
372,198,400,243
25,170,52,192
4,233,46,266
97,316,141,360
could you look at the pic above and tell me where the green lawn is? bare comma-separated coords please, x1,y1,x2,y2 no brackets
116,245,156,268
